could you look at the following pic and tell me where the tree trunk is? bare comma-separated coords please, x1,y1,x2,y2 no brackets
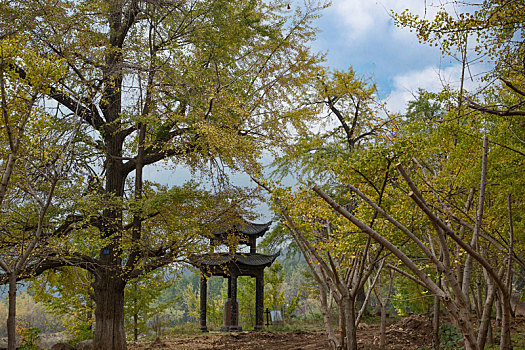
380,300,387,348
93,270,127,350
7,271,16,350
499,292,512,350
441,298,479,350
477,267,499,349
318,284,339,350
487,319,494,345
339,302,346,350
495,294,502,328
343,296,357,350
355,286,365,313
432,295,440,350
133,282,138,342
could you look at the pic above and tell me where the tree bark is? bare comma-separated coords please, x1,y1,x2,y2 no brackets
93,270,127,350
495,294,502,328
133,282,138,342
432,294,440,350
7,271,16,350
477,267,499,349
380,301,387,349
318,282,340,350
342,296,357,350
499,290,512,350
462,137,488,297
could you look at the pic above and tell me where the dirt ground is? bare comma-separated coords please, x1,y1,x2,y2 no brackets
130,315,436,350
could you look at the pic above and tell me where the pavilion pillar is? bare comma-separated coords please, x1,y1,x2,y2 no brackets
255,269,264,330
199,275,208,332
230,272,240,331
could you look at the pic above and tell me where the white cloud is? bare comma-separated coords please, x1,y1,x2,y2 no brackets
386,63,484,113
331,0,462,40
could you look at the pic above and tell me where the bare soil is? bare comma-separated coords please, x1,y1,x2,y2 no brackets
130,315,435,350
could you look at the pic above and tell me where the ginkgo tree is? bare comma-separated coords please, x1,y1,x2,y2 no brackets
262,68,397,350
313,104,521,350
391,3,525,348
0,0,326,348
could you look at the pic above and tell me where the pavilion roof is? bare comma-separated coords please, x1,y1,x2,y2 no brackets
190,252,279,268
212,219,272,239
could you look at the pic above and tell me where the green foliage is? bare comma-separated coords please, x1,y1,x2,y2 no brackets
30,268,93,337
70,324,93,345
391,277,432,315
124,272,173,340
393,1,525,78
16,320,41,350
0,0,329,345
264,262,286,311
183,283,200,323
0,292,62,337
206,285,226,328
238,276,256,328
440,323,464,350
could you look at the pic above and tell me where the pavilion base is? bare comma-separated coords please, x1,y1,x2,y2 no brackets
220,325,242,332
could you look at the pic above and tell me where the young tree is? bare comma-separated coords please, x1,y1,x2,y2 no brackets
313,146,515,349
0,35,81,349
262,67,397,350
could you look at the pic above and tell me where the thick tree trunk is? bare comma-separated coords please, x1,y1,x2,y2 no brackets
93,270,127,350
7,271,16,350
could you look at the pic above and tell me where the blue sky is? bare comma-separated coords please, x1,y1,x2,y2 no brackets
313,0,480,113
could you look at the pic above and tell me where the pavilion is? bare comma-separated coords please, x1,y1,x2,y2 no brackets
190,219,279,332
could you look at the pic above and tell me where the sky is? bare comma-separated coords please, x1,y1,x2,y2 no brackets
313,0,476,113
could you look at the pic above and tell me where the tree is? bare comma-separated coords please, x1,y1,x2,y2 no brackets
0,0,325,348
125,273,172,342
313,145,515,349
394,4,525,346
260,68,396,350
0,35,83,349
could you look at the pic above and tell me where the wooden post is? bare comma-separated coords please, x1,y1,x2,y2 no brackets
230,273,240,331
200,275,208,332
255,269,264,330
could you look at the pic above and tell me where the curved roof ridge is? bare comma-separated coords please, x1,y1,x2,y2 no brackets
212,218,272,237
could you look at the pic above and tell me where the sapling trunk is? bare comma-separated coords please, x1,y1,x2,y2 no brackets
477,267,499,349
380,301,387,348
432,294,440,350
7,271,16,350
319,282,339,350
